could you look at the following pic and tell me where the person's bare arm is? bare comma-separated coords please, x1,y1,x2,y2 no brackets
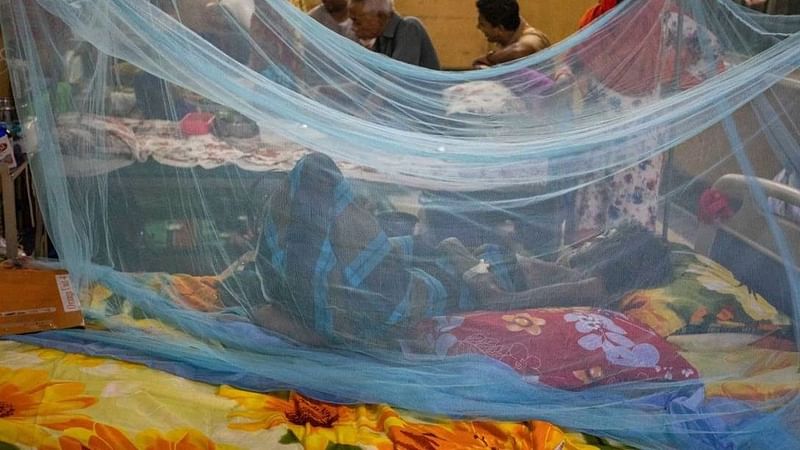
516,254,587,288
500,277,608,309
472,35,548,68
467,272,609,310
251,304,327,346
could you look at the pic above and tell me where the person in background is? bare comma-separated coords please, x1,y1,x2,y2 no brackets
565,0,725,241
132,0,253,119
472,0,550,69
552,0,623,84
249,6,300,89
348,0,440,69
309,0,358,41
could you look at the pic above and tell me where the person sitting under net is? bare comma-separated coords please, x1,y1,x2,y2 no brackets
241,152,671,348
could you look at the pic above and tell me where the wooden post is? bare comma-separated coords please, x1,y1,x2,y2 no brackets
0,162,17,259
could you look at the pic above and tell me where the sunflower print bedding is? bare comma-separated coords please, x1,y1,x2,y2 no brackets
0,340,630,450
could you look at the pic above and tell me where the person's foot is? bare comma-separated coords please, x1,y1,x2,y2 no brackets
436,237,481,275
462,269,507,308
462,259,491,280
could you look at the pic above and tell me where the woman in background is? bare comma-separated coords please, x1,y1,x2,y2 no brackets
564,0,725,240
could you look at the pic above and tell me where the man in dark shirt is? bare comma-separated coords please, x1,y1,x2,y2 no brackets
348,0,440,69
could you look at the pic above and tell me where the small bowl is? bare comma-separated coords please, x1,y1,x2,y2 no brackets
180,112,215,136
216,117,259,138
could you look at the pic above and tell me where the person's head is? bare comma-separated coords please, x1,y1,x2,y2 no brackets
349,0,394,41
476,0,521,44
322,0,350,14
569,222,672,296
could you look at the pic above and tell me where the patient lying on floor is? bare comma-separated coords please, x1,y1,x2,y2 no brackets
238,153,672,348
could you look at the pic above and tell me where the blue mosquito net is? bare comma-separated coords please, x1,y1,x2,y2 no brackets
2,0,800,448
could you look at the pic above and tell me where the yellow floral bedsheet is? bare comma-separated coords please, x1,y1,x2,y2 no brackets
0,340,630,450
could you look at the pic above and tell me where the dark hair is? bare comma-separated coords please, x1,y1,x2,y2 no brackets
569,222,672,295
476,0,521,31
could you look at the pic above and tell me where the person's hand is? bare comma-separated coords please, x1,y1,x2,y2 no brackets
744,0,767,6
554,66,574,83
472,54,492,69
252,304,327,346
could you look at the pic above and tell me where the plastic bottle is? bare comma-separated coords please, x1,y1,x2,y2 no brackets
0,125,16,168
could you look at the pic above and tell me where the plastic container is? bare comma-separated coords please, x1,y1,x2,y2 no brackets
216,116,259,138
180,112,215,136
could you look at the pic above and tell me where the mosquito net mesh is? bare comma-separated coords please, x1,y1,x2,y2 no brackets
3,0,800,448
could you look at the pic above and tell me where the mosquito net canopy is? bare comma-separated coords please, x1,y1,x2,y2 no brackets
3,0,800,448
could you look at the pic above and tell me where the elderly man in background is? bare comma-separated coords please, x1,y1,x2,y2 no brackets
348,0,440,69
309,0,358,41
472,0,550,68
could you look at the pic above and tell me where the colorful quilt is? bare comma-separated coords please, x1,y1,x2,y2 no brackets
0,340,630,450
618,249,791,337
3,244,798,449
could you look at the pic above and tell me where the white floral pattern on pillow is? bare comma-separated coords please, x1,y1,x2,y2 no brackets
565,312,661,369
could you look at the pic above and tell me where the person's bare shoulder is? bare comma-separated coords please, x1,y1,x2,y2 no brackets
519,28,551,53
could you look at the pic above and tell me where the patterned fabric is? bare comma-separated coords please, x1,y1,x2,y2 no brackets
618,248,791,337
572,74,668,234
574,150,666,233
127,273,224,312
769,168,800,223
54,115,472,189
258,153,447,344
0,340,632,450
572,5,723,235
672,338,800,402
55,113,141,160
442,81,526,116
575,0,724,98
417,307,698,390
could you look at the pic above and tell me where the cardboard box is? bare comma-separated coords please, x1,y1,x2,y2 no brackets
0,267,84,336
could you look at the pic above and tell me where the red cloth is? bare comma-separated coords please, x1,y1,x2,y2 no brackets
419,308,698,390
573,0,724,97
578,0,620,29
698,188,733,224
577,0,668,97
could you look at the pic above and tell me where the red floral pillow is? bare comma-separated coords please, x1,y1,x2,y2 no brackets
417,308,698,390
